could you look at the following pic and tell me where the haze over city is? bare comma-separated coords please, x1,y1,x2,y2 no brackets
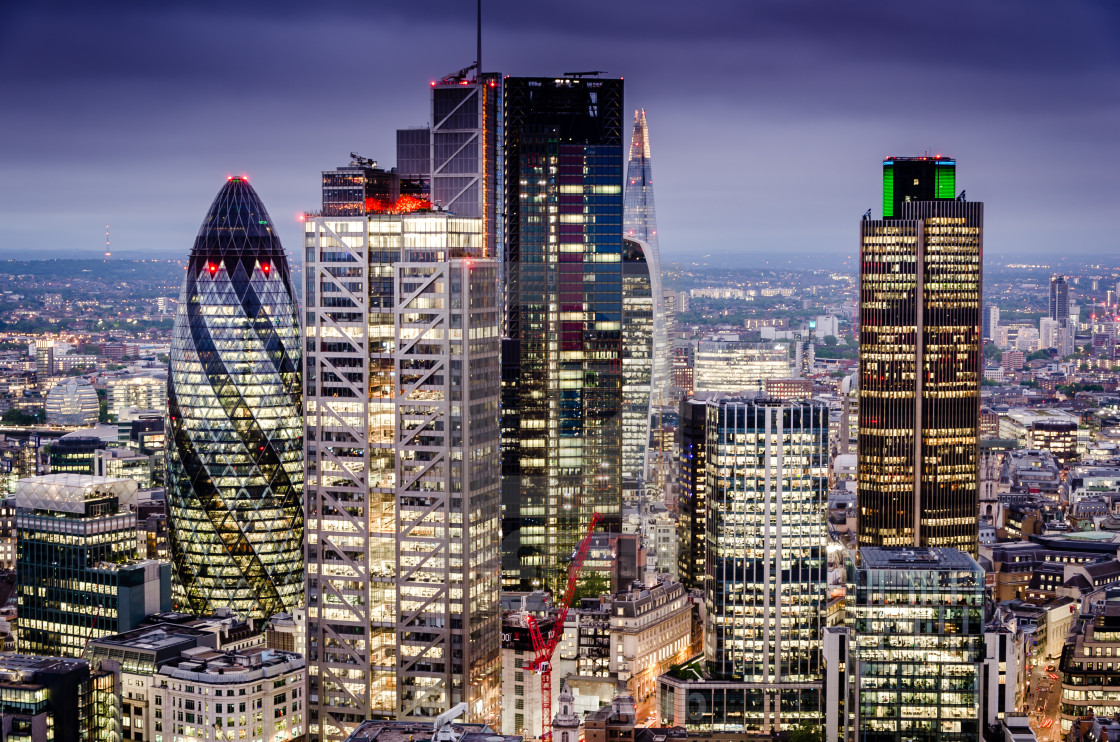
2,0,1118,261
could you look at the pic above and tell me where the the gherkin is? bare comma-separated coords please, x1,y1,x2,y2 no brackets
167,177,303,619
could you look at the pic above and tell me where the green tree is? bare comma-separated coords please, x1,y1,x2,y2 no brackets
788,722,824,742
1,408,39,426
823,335,838,347
568,571,611,603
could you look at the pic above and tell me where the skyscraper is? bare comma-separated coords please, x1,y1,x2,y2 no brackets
1050,273,1070,324
303,188,501,738
858,156,983,556
622,237,655,482
500,75,624,592
623,109,668,409
167,177,304,619
982,304,999,342
660,395,829,732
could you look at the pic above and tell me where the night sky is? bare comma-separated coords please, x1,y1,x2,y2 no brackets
2,0,1117,263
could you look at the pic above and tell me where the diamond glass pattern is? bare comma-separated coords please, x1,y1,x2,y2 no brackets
167,178,303,619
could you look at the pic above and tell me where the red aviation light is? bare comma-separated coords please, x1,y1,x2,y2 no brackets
208,263,218,274
261,262,271,274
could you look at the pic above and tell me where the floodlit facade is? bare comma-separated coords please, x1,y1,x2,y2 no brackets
167,177,304,619
693,340,791,392
501,76,625,592
108,375,167,419
303,208,500,740
622,237,655,482
45,378,99,426
623,109,668,408
843,547,985,741
858,157,983,557
706,397,829,729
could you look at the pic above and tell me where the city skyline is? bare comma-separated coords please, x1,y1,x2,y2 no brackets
2,1,1118,261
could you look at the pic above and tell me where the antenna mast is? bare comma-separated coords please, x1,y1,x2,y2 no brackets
476,0,482,80
105,225,111,258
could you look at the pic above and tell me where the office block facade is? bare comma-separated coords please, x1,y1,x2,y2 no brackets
858,157,983,556
703,397,829,730
676,398,708,593
167,177,304,619
845,548,985,741
303,207,500,740
500,76,625,592
0,654,119,742
13,475,170,658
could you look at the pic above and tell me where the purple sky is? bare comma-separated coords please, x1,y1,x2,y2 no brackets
1,0,1117,262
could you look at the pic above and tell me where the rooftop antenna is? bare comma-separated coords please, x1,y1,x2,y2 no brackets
476,0,482,81
105,225,111,258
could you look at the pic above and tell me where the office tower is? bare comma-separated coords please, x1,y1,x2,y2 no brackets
107,375,167,418
48,433,106,475
693,338,792,392
321,157,406,216
982,305,999,342
840,547,985,741
500,75,624,592
858,156,983,557
396,127,431,197
304,202,500,739
1050,274,1070,323
660,396,829,732
623,109,668,407
622,237,655,482
792,329,814,377
429,70,503,259
167,177,304,619
14,474,170,657
44,378,99,426
676,397,708,592
0,654,120,742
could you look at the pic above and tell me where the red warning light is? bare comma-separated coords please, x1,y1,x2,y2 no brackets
261,262,271,274
208,263,218,274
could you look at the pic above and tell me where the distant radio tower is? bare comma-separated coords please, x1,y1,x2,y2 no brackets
105,225,111,258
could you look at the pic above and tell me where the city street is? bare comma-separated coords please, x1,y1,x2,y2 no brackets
1027,659,1062,742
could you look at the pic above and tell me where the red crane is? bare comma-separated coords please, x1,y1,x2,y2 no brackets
526,512,602,742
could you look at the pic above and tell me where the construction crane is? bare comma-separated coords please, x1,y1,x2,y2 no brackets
525,512,603,742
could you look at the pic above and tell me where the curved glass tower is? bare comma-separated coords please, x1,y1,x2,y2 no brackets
167,177,303,619
623,109,668,408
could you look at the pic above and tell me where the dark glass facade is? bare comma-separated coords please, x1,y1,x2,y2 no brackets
500,76,624,592
622,238,653,482
676,397,707,592
167,177,303,619
48,436,105,475
858,158,983,557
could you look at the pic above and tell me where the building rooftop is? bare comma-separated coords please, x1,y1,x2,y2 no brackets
11,473,138,513
859,547,980,571
344,720,519,742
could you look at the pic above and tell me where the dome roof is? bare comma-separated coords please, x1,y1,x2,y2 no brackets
191,177,285,260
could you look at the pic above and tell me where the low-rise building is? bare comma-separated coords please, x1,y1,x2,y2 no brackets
152,646,305,742
610,574,694,710
1059,605,1120,734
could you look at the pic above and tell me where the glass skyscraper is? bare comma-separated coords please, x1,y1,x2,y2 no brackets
660,395,829,732
858,157,983,557
622,237,655,482
623,109,668,409
303,175,501,737
167,177,304,619
500,76,624,592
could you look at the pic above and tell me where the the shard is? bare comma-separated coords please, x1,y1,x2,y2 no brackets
167,177,304,619
622,109,668,480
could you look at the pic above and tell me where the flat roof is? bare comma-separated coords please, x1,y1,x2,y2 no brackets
859,547,980,571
